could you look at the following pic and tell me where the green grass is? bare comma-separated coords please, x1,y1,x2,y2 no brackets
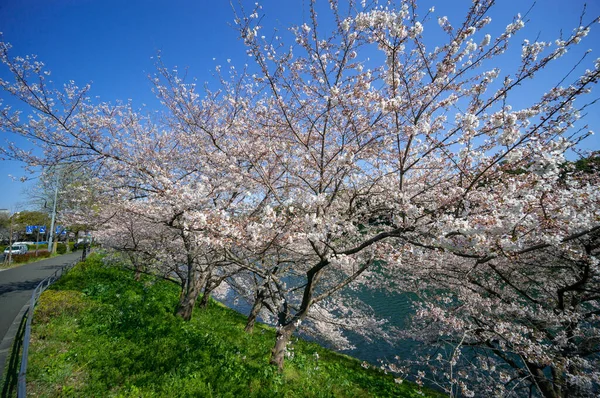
25,254,440,397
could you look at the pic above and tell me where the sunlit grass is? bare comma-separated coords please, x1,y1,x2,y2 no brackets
25,254,440,397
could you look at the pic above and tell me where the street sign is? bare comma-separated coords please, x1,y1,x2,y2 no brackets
39,226,46,234
55,226,68,235
26,225,34,234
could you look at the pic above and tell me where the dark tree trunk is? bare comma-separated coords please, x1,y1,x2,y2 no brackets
527,362,564,398
269,323,296,371
198,291,210,309
198,285,215,309
175,280,202,321
175,266,206,321
81,243,88,261
134,266,142,282
129,254,142,282
178,279,188,304
245,293,264,333
199,273,223,309
269,260,327,371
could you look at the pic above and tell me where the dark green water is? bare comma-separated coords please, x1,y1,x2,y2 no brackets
219,288,419,367
346,289,419,365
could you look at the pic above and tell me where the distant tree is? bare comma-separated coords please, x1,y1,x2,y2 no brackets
27,164,91,229
0,212,9,243
11,211,50,241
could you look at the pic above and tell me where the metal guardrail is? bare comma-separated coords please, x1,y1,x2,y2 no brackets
16,260,77,397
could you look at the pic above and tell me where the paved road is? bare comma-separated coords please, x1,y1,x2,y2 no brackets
0,252,82,377
0,252,81,341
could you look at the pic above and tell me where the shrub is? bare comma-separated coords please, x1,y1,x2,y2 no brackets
56,243,67,254
12,250,51,263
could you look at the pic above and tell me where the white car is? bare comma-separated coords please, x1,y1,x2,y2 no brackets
4,244,29,255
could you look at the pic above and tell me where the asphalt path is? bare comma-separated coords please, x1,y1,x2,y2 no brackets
0,252,81,377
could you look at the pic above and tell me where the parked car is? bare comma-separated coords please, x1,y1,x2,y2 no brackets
4,244,29,255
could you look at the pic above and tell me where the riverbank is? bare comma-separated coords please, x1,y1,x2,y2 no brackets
15,254,440,397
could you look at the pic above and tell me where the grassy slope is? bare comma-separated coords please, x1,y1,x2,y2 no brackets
26,254,440,397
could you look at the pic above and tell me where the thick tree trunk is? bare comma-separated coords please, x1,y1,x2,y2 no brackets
269,323,296,371
129,254,142,282
178,279,188,304
245,294,264,333
528,363,564,398
269,260,327,370
199,274,223,309
134,265,142,282
175,268,206,321
198,286,214,309
175,282,201,321
81,243,88,261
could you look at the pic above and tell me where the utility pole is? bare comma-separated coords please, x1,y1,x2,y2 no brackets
7,214,14,265
47,169,59,254
35,227,40,256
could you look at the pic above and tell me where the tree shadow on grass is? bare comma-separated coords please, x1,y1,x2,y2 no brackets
1,307,27,398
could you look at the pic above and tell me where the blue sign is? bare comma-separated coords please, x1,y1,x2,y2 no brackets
55,226,67,235
26,225,47,234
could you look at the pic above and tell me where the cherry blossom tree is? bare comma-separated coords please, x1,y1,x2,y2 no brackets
223,245,290,333
0,39,244,320
385,215,599,396
91,204,179,281
231,0,600,382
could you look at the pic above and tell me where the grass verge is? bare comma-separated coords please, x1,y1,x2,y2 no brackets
24,254,440,397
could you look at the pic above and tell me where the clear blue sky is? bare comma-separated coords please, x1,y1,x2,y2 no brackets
1,0,598,211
